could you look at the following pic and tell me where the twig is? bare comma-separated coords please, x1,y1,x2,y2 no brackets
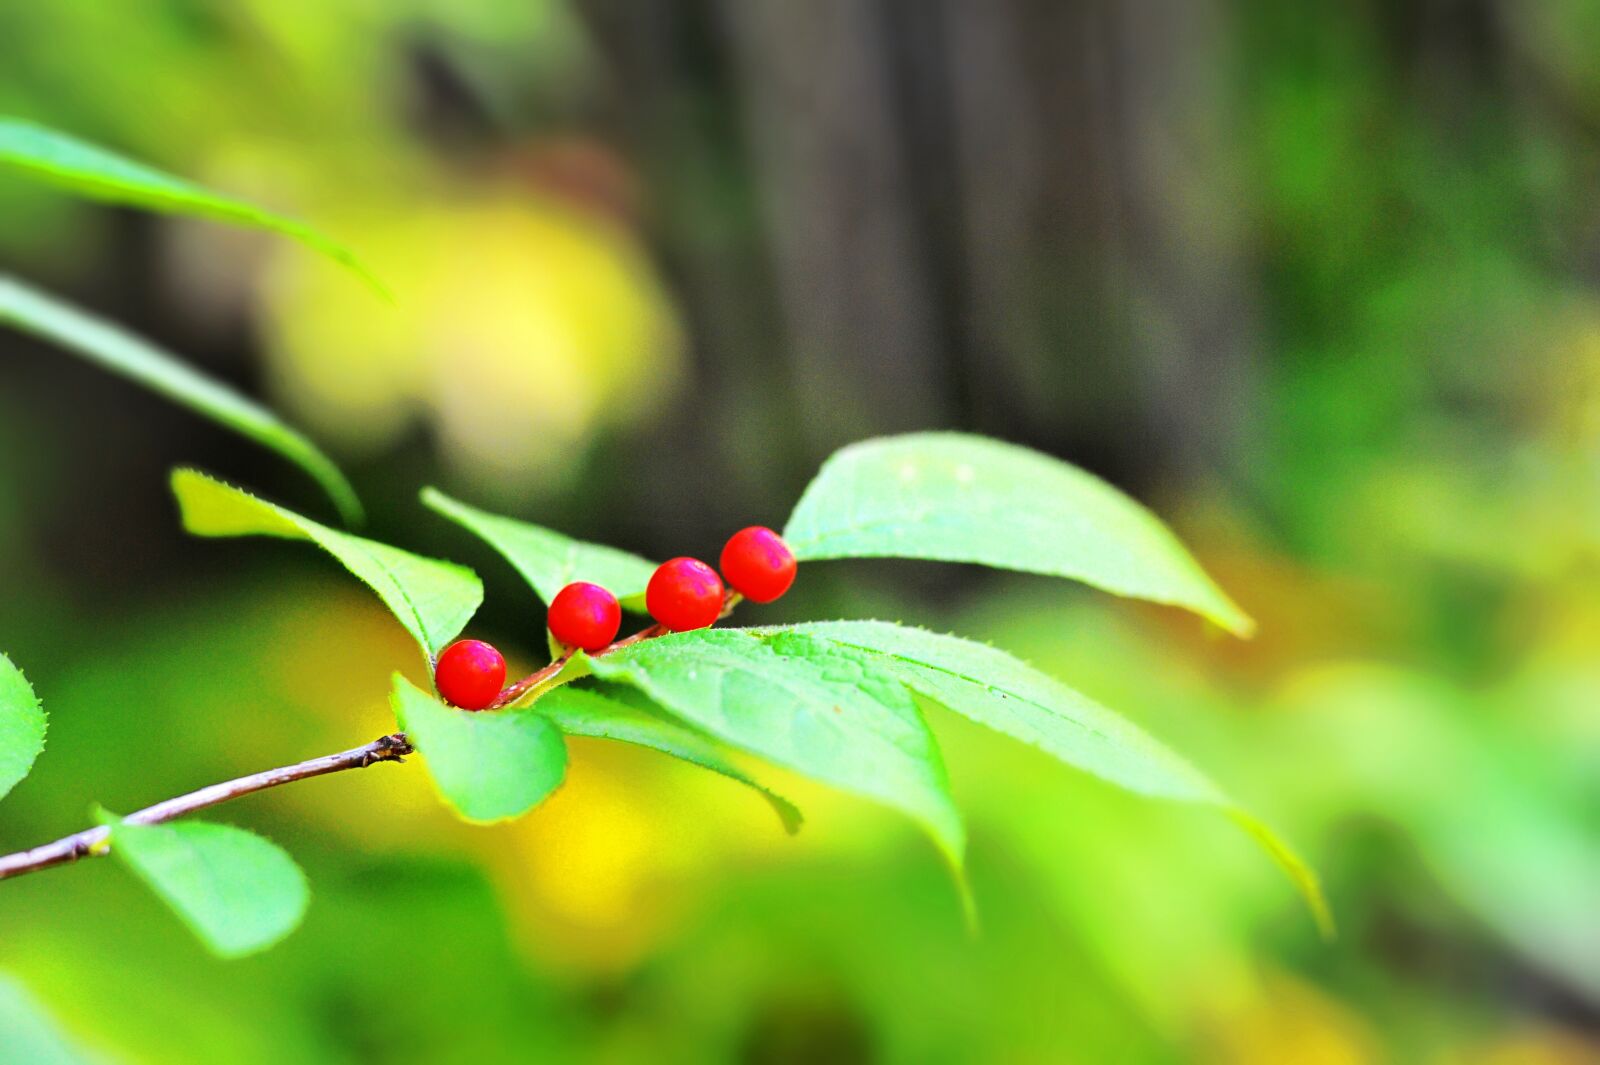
489,591,738,707
488,651,574,709
0,733,413,882
0,592,745,884
600,622,664,653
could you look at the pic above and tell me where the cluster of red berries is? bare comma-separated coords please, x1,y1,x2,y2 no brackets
434,526,797,710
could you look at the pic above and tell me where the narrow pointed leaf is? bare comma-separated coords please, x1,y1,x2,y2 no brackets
1,276,362,525
392,676,567,823
586,629,965,878
0,652,46,803
172,470,480,661
0,119,387,298
96,811,310,958
788,620,1331,935
784,433,1253,636
423,488,657,610
538,683,802,833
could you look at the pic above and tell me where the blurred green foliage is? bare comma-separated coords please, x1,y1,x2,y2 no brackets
2,1,1598,1062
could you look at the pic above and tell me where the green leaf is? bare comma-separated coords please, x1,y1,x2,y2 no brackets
172,470,481,661
392,675,567,823
0,652,46,803
788,620,1331,936
537,683,803,833
0,973,104,1065
0,118,388,298
96,811,310,958
0,276,362,526
586,629,966,881
783,433,1253,636
422,488,657,611
790,621,1221,800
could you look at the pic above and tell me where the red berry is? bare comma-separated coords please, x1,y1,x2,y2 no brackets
434,639,506,710
719,526,797,603
646,557,725,632
547,581,622,652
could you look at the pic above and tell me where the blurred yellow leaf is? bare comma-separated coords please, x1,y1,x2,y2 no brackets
260,184,682,493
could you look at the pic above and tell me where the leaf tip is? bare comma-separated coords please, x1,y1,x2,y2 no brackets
358,268,397,306
324,477,365,529
1213,599,1257,640
1227,809,1335,940
774,798,804,836
418,486,466,522
952,866,979,937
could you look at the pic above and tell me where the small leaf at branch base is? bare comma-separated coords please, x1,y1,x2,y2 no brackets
537,683,803,834
785,620,1332,935
0,276,362,525
392,676,567,824
586,629,966,885
0,652,46,803
422,488,657,610
783,433,1254,636
172,470,481,661
96,811,310,958
0,118,388,298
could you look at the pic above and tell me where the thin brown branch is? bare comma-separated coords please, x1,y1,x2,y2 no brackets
0,733,413,882
487,625,659,709
601,622,665,653
0,592,747,885
488,651,574,709
490,591,739,707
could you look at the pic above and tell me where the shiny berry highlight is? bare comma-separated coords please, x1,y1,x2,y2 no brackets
646,557,725,632
434,639,506,710
719,526,797,603
547,581,622,652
